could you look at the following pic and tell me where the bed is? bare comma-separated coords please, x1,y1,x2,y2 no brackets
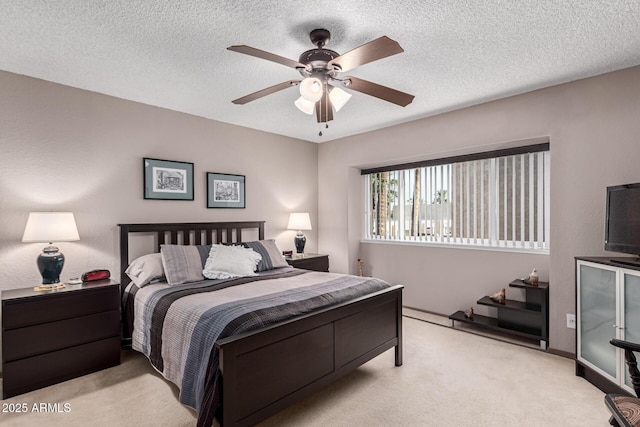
119,221,403,427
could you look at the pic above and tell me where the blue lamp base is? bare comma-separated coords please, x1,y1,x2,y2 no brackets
37,245,65,284
294,232,306,254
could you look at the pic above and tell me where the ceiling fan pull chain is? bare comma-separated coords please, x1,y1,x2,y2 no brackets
318,82,327,137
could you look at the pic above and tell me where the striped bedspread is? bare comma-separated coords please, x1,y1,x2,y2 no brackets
124,267,391,424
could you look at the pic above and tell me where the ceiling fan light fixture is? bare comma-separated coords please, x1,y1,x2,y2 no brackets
228,29,415,131
294,96,315,115
329,87,352,112
299,77,323,102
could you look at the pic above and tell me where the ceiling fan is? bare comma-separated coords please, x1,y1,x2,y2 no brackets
227,29,415,125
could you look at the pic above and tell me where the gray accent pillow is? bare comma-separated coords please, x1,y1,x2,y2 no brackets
242,240,288,272
160,244,211,286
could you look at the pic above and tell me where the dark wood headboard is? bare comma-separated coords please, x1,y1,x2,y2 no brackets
118,221,265,288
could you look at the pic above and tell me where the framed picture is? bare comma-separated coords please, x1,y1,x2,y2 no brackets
207,172,245,208
143,157,194,200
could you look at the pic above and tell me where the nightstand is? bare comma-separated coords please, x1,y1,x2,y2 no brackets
1,279,121,398
285,253,329,272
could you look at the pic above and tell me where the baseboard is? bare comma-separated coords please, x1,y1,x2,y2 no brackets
548,347,575,359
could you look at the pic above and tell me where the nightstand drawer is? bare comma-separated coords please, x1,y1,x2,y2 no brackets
2,336,121,399
3,310,120,361
286,254,329,272
3,286,119,329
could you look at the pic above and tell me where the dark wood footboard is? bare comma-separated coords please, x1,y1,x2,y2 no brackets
216,284,403,427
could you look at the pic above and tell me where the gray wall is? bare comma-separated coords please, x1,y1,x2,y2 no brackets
318,66,640,355
0,70,319,291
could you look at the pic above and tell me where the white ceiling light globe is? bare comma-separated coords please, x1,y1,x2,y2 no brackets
329,87,352,112
294,96,315,115
299,77,323,102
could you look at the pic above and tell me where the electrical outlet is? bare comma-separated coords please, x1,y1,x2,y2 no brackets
567,313,576,329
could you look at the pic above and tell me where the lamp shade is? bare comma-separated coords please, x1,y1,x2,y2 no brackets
329,87,352,112
299,77,323,102
22,212,80,243
294,96,315,115
287,213,312,231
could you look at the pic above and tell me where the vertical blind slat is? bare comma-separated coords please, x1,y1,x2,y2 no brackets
529,153,535,248
473,160,477,242
480,159,485,242
544,152,551,249
440,164,445,242
503,157,507,245
465,162,470,244
432,167,436,241
537,152,544,247
452,164,457,243
511,156,516,244
520,154,525,247
489,158,497,246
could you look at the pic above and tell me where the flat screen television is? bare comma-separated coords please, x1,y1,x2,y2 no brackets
605,183,640,266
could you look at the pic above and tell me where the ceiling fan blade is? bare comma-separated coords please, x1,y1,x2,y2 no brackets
231,80,300,105
327,36,404,72
228,45,307,70
342,76,414,107
315,94,334,123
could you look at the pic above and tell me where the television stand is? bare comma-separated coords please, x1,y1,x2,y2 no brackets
609,257,640,268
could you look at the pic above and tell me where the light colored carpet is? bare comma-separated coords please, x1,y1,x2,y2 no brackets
1,316,608,426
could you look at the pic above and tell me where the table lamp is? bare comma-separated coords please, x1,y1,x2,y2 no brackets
22,212,80,286
287,212,312,254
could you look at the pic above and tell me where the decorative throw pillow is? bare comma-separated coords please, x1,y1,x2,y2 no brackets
125,253,165,287
241,239,288,271
202,244,262,279
161,244,211,286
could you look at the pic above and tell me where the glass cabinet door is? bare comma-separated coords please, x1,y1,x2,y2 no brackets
624,271,640,389
579,263,618,379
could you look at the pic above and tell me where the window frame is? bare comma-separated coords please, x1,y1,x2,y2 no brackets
361,141,550,254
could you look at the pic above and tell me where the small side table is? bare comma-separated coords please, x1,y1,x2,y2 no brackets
285,253,329,272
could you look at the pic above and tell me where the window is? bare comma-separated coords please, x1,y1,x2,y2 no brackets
363,142,550,251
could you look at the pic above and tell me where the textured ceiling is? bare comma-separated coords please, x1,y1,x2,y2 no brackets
1,1,639,142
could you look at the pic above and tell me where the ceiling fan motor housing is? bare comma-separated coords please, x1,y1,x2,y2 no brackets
310,28,331,47
298,49,340,79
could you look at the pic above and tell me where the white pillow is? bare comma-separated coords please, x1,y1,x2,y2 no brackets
125,253,165,287
203,244,262,280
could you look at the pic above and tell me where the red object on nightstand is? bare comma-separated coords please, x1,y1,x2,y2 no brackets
81,269,110,282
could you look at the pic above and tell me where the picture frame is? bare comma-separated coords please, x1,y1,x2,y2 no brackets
207,172,246,208
143,157,194,200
